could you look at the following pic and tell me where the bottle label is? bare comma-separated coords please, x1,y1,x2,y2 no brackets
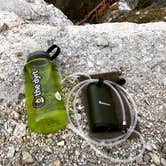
55,91,62,101
32,70,45,108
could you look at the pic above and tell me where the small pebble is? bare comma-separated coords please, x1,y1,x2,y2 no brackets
146,142,153,151
161,143,166,154
57,141,65,146
47,133,53,138
136,11,140,15
13,123,26,138
55,159,61,166
22,151,33,164
0,98,4,103
150,164,156,166
16,52,23,57
144,11,149,15
26,0,35,3
44,147,52,153
143,153,151,162
18,93,25,100
152,143,158,150
11,111,20,120
77,113,82,121
161,158,166,166
7,145,15,158
150,153,160,166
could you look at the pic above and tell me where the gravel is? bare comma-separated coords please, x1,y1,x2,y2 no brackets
146,141,154,151
54,159,61,166
161,142,166,154
7,145,15,158
0,0,166,166
150,153,161,165
161,158,166,166
57,141,65,146
13,123,27,138
143,153,151,163
22,151,34,164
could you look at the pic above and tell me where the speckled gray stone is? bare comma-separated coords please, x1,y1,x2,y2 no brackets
22,151,34,164
0,0,72,26
161,158,166,166
150,153,161,166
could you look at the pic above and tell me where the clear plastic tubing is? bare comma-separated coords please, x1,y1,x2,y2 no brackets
64,74,146,163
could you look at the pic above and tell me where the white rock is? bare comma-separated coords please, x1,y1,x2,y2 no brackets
158,104,166,121
55,159,61,166
152,143,158,150
136,11,140,15
44,146,52,153
22,151,33,164
0,11,23,28
150,164,156,166
11,111,20,120
0,0,36,19
13,123,26,138
161,143,166,154
161,158,166,166
143,153,151,162
96,37,109,47
0,0,72,26
146,142,153,151
7,145,15,158
57,141,65,146
77,113,82,121
150,153,161,166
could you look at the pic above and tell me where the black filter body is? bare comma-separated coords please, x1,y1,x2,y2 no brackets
87,81,119,132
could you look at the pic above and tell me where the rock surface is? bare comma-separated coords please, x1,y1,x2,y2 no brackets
112,7,166,23
0,0,72,26
0,0,166,165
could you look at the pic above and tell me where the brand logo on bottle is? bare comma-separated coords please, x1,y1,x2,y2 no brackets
55,91,62,101
32,70,45,108
98,100,111,107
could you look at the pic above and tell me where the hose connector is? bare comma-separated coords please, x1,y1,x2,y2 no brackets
122,121,127,133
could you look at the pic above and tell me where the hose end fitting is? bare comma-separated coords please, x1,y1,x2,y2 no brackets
122,124,127,133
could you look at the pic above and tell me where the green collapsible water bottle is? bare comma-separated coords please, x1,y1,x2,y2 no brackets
24,45,67,134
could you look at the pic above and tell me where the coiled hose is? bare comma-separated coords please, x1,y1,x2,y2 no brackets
62,73,146,163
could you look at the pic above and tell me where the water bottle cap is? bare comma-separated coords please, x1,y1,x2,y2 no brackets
27,50,50,62
27,45,61,62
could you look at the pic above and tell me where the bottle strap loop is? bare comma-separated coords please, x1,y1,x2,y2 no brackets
46,45,61,60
